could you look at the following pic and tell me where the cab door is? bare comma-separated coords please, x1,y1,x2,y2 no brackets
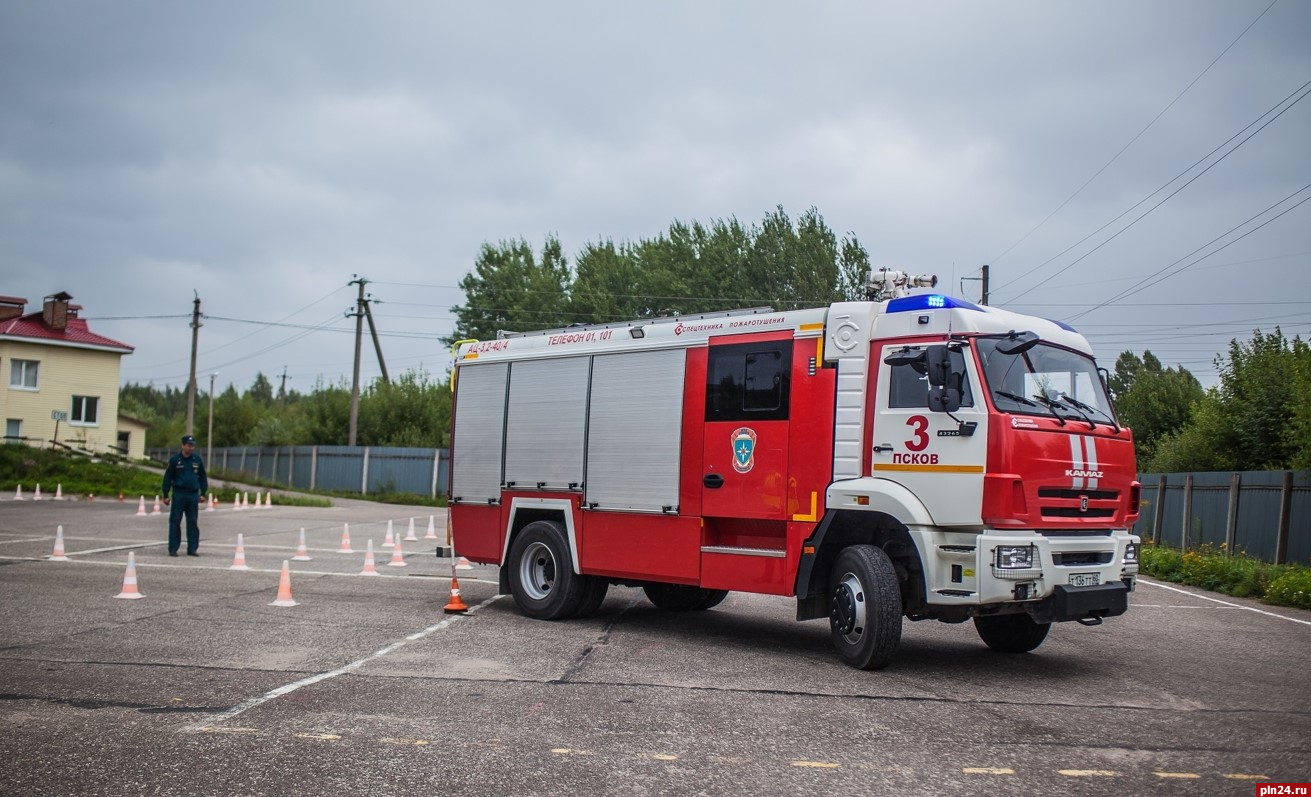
701,335,792,519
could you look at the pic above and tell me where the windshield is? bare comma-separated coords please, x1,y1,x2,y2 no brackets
975,337,1117,426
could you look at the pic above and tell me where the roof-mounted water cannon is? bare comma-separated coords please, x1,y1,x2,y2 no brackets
865,268,938,302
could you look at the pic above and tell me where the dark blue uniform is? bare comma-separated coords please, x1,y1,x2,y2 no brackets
163,451,208,555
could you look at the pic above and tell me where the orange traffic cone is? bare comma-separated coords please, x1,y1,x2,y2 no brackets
359,540,380,576
49,525,71,561
136,496,147,516
292,528,312,562
211,494,219,510
114,552,145,599
443,577,469,613
424,515,437,540
269,561,298,607
388,538,407,567
382,520,395,548
230,533,251,571
54,484,64,501
34,484,43,501
151,496,162,515
338,523,354,553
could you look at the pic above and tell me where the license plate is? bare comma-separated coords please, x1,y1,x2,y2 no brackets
1070,572,1101,587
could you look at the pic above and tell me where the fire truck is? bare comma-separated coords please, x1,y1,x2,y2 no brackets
447,269,1140,670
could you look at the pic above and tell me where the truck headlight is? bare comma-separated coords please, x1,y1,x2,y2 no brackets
1123,542,1139,565
995,544,1036,570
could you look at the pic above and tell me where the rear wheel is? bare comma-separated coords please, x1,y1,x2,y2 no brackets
644,583,724,611
828,545,902,670
974,613,1051,653
507,520,585,620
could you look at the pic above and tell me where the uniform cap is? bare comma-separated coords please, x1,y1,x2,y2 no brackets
181,435,197,445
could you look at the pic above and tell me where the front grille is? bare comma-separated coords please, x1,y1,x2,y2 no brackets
1054,551,1113,566
1038,487,1119,500
1042,507,1115,518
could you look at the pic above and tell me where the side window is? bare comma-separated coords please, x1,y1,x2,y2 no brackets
706,340,792,422
9,359,39,389
886,347,974,408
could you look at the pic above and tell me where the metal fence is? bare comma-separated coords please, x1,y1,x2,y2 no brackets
1132,470,1311,565
148,445,450,500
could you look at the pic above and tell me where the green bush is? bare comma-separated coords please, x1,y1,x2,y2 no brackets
1264,568,1311,610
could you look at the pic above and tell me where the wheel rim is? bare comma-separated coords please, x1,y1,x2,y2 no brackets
519,541,556,601
830,571,867,645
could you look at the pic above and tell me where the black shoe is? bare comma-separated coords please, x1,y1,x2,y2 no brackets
169,552,178,557
186,551,199,557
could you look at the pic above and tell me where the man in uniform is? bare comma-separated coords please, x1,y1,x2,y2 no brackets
162,434,209,556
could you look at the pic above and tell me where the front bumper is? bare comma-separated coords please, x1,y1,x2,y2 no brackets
1028,581,1130,623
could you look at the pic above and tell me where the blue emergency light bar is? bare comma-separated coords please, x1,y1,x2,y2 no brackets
886,294,983,313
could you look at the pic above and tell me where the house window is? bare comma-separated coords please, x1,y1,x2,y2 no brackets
9,359,39,390
5,419,20,442
71,395,99,425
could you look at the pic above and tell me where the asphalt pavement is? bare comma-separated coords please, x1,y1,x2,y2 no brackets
0,493,1308,796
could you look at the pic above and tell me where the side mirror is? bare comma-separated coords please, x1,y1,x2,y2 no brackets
928,386,961,413
925,344,965,413
995,330,1039,355
925,346,952,387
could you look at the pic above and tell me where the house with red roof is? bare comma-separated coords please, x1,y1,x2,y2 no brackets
1,292,138,457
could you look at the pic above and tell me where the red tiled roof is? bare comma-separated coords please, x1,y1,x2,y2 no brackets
0,311,134,353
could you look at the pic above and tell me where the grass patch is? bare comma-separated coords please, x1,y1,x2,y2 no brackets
205,467,441,508
0,445,159,499
1140,542,1311,610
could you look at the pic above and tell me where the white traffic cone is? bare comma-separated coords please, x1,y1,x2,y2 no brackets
230,533,251,571
13,484,23,500
404,517,418,542
34,484,42,501
211,494,218,510
338,523,354,553
359,540,380,576
292,528,312,561
54,484,64,500
114,552,145,599
232,494,240,511
136,496,147,516
424,515,437,540
151,496,162,515
456,556,473,570
205,494,214,512
388,538,407,567
269,561,298,607
49,525,71,561
382,520,395,548
242,492,249,509
264,492,272,508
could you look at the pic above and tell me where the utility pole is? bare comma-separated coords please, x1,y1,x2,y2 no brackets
278,366,292,406
962,265,991,306
362,299,390,385
347,277,366,446
186,292,201,435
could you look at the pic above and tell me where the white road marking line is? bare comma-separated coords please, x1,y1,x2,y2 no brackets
182,593,504,733
1138,578,1311,627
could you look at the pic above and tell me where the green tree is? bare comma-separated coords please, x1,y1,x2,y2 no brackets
1109,351,1204,463
357,369,451,447
445,237,572,344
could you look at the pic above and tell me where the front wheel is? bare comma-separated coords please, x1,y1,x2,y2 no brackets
974,613,1051,653
507,520,585,620
828,545,902,670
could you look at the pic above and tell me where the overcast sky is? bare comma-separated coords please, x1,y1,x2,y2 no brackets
2,1,1308,398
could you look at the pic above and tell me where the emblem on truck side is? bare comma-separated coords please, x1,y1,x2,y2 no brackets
731,427,757,473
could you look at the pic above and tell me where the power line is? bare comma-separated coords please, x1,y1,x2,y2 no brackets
989,0,1280,266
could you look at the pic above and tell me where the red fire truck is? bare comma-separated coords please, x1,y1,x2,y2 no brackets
447,270,1141,669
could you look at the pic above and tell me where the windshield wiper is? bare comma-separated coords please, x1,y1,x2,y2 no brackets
1059,392,1120,433
1028,393,1068,427
994,390,1037,406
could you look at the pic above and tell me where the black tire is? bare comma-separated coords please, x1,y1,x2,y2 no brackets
694,589,729,610
507,520,586,620
571,576,609,619
643,583,722,611
828,545,903,670
974,613,1051,653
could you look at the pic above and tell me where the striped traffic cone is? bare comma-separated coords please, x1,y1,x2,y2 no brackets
49,525,71,561
388,538,407,567
264,492,272,508
443,577,468,613
359,540,380,576
292,528,312,561
424,515,437,540
382,520,395,548
232,494,241,511
54,484,64,500
205,494,214,512
338,523,354,553
114,553,145,599
269,561,298,607
33,484,42,501
242,492,249,509
13,484,22,500
151,496,162,515
230,534,251,571
404,517,418,542
136,497,147,516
